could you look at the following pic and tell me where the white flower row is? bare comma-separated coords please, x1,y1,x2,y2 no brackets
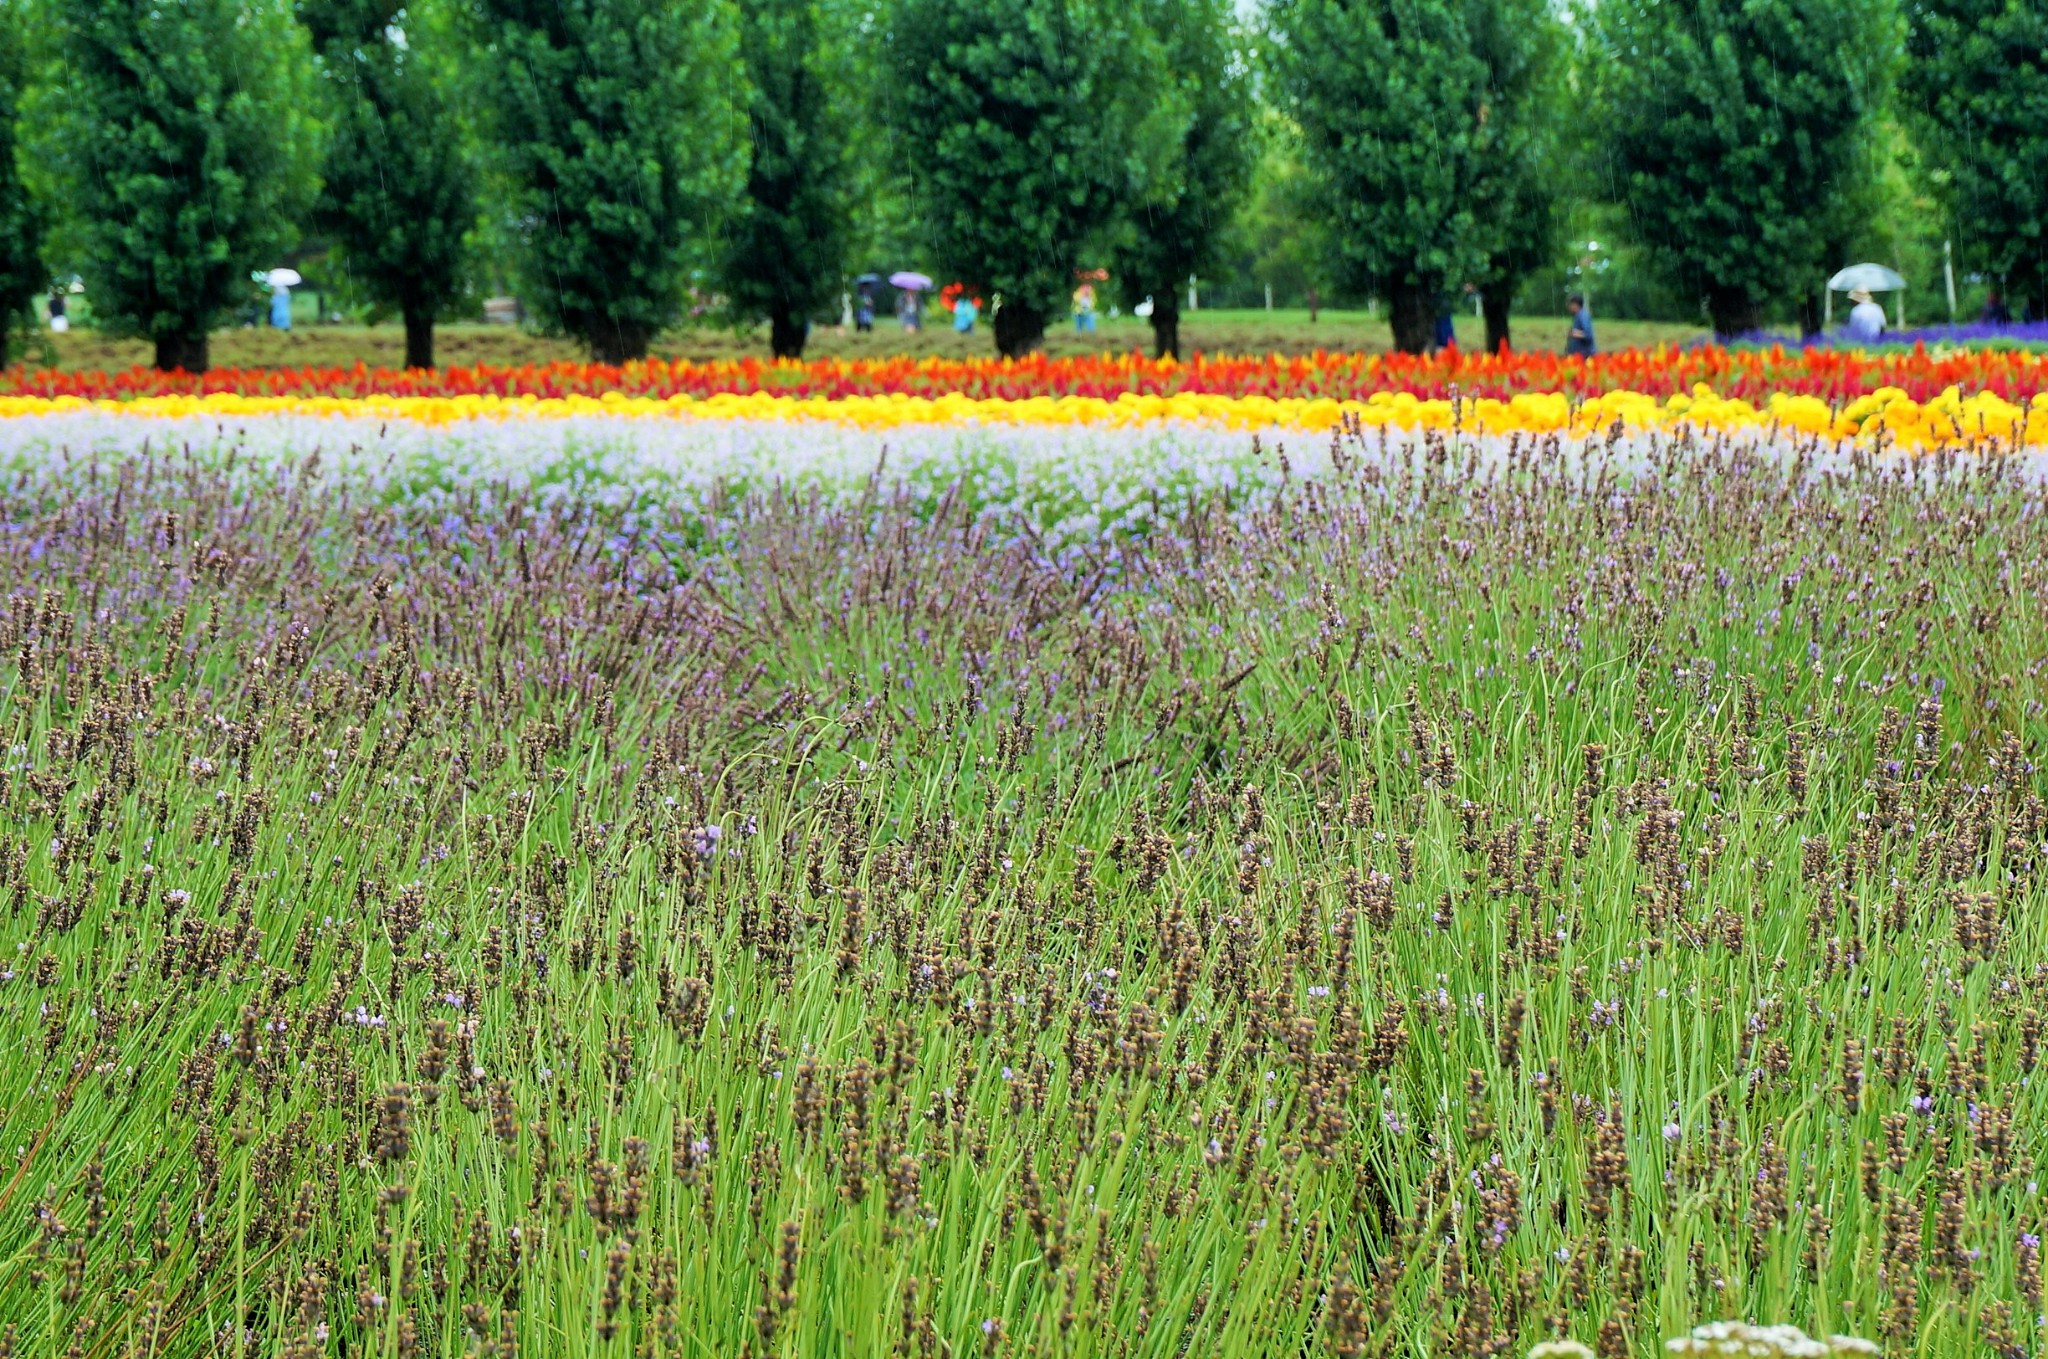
2,411,2037,545
1533,1324,1877,1359
1666,1322,1878,1358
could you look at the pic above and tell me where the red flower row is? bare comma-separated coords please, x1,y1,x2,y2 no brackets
6,345,2045,405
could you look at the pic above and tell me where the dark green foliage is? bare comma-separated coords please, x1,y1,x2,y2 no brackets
1594,0,1897,339
301,0,476,370
1904,0,2048,321
884,0,1167,357
26,0,321,372
475,0,744,364
1232,121,1337,314
1466,0,1568,353
0,4,42,367
1267,0,1502,352
719,0,856,360
1110,0,1255,360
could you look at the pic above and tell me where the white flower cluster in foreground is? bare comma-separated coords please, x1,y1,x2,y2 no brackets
1527,1342,1600,1359
1664,1322,1879,1357
1525,1325,1880,1359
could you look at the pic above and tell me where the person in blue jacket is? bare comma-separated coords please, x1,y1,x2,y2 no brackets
1433,308,1457,351
1564,294,1595,356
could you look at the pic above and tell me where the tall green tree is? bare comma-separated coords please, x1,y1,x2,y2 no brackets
1466,0,1567,353
301,0,476,370
26,0,321,372
1235,119,1336,315
720,0,856,359
1267,0,1495,353
1111,0,1255,360
0,1,43,367
476,0,745,364
1903,0,2048,321
884,0,1170,357
1593,0,1897,339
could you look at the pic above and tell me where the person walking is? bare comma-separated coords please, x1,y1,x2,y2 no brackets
1981,288,2013,326
952,293,979,334
1845,287,1886,344
898,289,921,333
1433,308,1457,352
1564,294,1595,357
855,286,875,333
270,279,293,331
45,287,67,334
1072,282,1096,333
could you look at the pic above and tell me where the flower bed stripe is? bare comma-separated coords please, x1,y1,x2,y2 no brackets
7,344,2048,406
3,384,2046,449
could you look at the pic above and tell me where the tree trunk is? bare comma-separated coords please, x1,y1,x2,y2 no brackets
403,308,436,370
1388,282,1435,355
589,319,652,365
993,301,1045,358
1149,299,1181,360
769,305,807,359
1307,288,1320,324
154,332,209,373
1707,287,1763,341
1481,290,1512,355
1796,294,1823,341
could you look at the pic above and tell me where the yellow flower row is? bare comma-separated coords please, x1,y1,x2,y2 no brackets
3,385,2046,448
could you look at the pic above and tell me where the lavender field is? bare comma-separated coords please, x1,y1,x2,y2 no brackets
0,424,2044,1358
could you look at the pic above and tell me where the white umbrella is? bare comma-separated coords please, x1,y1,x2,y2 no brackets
264,268,303,288
888,271,932,291
1828,263,1906,293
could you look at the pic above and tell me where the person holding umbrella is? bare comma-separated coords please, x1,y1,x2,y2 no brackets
1845,289,1886,343
1827,263,1905,343
1072,268,1105,334
855,274,881,333
262,267,302,331
891,272,931,333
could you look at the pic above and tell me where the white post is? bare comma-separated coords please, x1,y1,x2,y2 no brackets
1944,240,1957,321
1825,287,1832,328
1895,290,1904,331
1264,283,1272,312
1188,274,1198,312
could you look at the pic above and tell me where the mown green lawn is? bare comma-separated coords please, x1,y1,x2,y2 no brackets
30,310,1708,371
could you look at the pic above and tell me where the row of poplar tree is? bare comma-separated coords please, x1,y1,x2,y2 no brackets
0,0,2041,370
